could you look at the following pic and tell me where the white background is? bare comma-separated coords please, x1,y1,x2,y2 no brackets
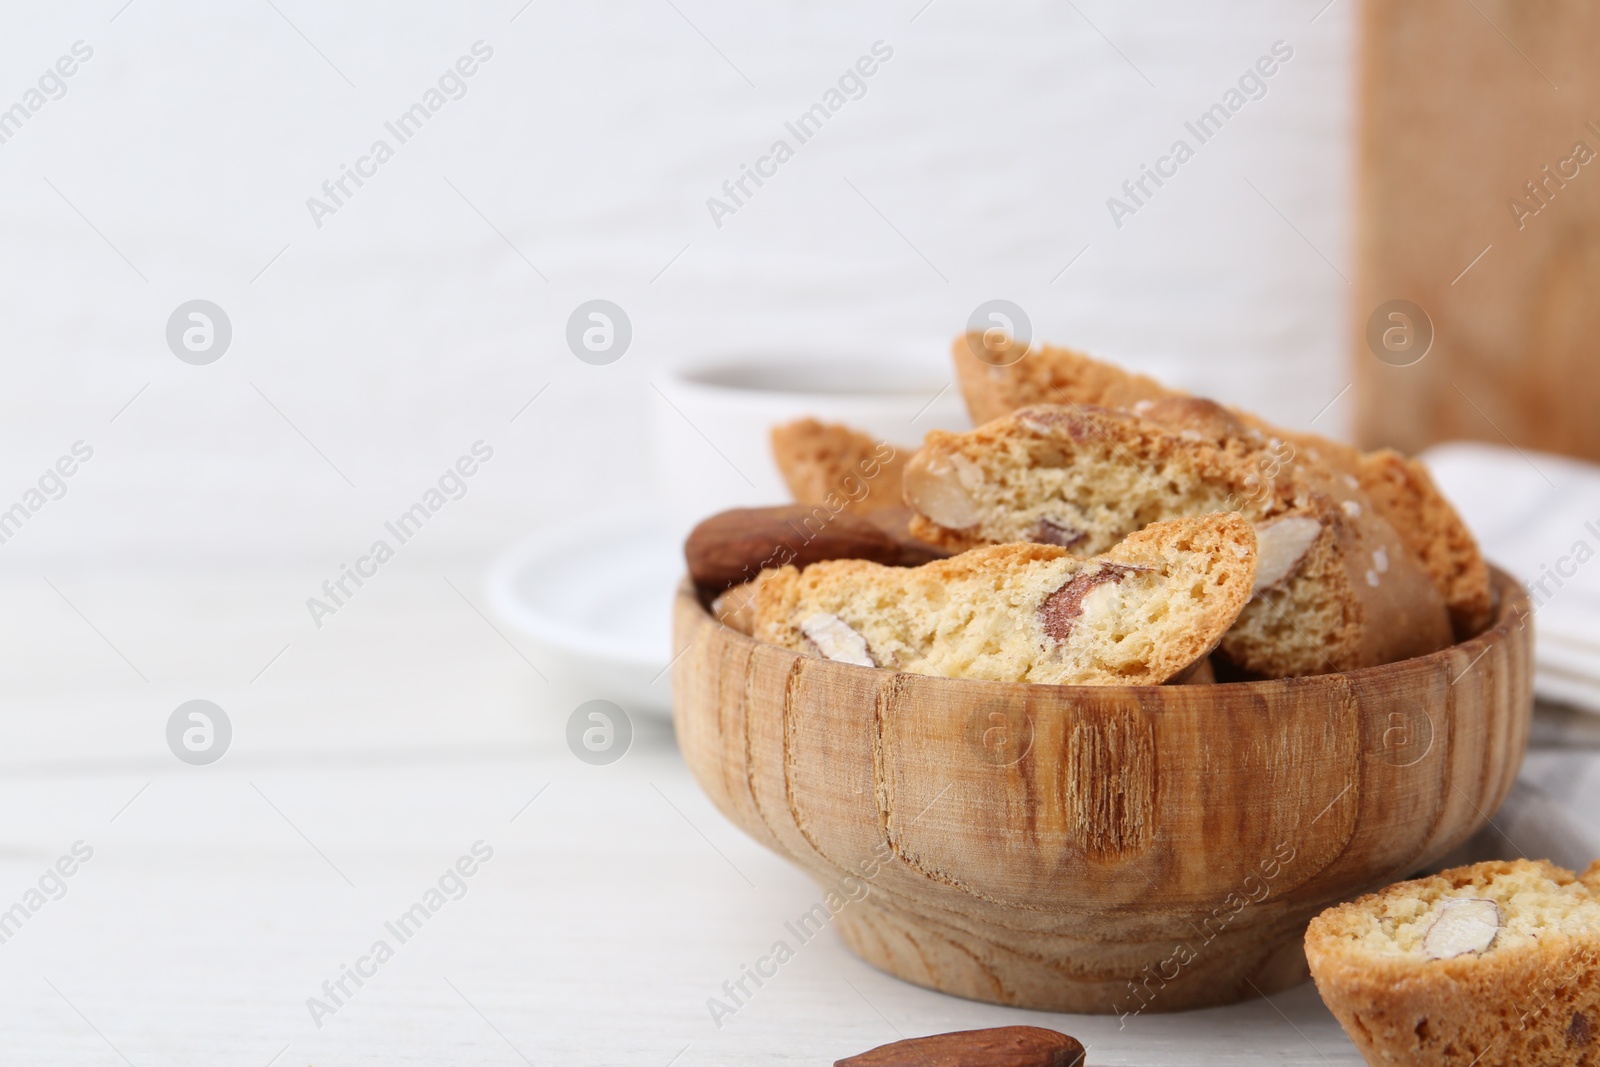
0,3,1446,1065
0,0,1352,565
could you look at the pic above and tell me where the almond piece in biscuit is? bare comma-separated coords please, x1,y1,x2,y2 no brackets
904,404,1452,676
799,612,875,666
1306,859,1600,1067
1252,516,1324,592
751,513,1256,686
1421,897,1500,959
950,334,1492,637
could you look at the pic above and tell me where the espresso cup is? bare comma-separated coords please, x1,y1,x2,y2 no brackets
649,355,971,536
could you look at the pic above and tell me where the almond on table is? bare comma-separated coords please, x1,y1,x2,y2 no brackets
835,1025,1085,1067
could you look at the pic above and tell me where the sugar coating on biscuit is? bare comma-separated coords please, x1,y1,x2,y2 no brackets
950,334,1491,640
905,403,1454,677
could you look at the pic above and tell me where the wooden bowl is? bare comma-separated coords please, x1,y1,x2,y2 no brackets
672,569,1533,1014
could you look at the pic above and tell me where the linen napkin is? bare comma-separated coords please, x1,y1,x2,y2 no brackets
1424,441,1600,715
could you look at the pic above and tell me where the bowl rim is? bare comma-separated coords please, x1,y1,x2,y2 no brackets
677,564,1530,694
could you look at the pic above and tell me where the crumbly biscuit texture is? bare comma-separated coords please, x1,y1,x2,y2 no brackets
770,418,908,516
711,580,759,635
903,404,1452,676
951,334,1492,637
1306,859,1600,1067
904,405,1276,554
1354,449,1493,636
752,513,1256,687
954,334,1172,424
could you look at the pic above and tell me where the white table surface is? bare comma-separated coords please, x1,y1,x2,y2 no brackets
4,3,1592,1062
6,564,1596,1066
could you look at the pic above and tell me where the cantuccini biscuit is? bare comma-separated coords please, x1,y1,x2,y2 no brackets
952,333,1491,636
1306,859,1600,1067
903,404,1452,676
751,513,1256,687
770,418,907,516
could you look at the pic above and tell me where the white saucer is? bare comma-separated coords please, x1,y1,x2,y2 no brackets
487,513,683,717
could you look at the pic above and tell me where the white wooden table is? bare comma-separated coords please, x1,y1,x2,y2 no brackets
3,564,1594,1066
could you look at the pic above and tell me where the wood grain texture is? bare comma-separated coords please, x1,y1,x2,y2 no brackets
673,570,1534,1014
1354,0,1600,459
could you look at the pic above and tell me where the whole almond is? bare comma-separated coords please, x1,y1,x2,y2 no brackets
685,505,947,592
835,1025,1085,1067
